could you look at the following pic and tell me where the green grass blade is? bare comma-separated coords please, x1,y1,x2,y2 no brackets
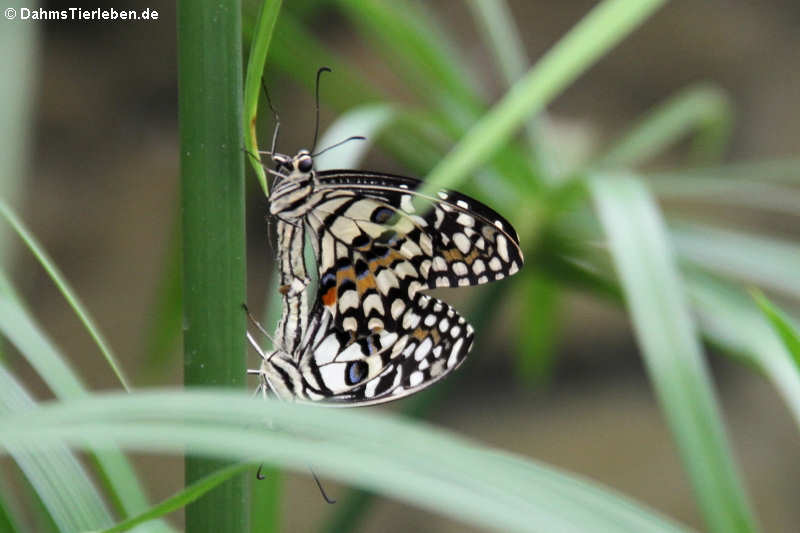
422,0,666,196
0,0,37,265
589,174,758,533
751,290,800,372
688,276,800,429
650,175,800,216
596,84,732,169
336,0,482,118
100,463,251,533
243,0,283,196
0,391,696,533
648,158,800,183
671,223,800,300
466,0,551,177
0,366,113,533
0,275,173,532
0,199,130,391
178,0,248,529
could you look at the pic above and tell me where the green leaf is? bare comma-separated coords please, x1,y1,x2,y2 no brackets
688,276,800,429
671,223,800,300
100,463,252,533
589,174,758,533
244,0,283,196
0,366,114,533
465,0,551,178
650,174,800,216
336,0,482,121
421,0,667,196
0,199,131,391
751,290,800,374
596,84,732,169
0,390,696,533
178,0,248,531
0,275,172,531
515,270,559,382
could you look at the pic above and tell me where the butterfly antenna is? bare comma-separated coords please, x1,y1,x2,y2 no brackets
243,303,275,345
311,67,332,153
311,135,366,158
310,467,336,504
260,78,281,156
256,464,267,480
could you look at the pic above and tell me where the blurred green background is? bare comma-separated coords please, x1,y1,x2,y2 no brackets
1,1,799,532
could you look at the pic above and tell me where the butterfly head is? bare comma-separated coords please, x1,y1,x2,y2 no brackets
269,149,317,217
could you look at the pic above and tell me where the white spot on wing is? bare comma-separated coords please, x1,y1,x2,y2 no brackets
414,338,433,360
453,262,468,276
454,233,471,254
496,234,509,262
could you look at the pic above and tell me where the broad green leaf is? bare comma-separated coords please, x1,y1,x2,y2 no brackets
590,174,758,533
0,390,695,533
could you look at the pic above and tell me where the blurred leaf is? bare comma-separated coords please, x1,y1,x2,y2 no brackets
314,104,396,170
515,270,559,383
0,199,130,391
648,158,800,184
671,223,800,300
651,175,800,216
0,366,114,533
422,0,667,196
589,174,758,533
244,0,283,196
688,274,800,430
751,290,800,373
101,463,251,533
597,84,732,169
0,390,696,533
0,0,37,264
0,272,171,531
466,0,551,178
336,0,482,122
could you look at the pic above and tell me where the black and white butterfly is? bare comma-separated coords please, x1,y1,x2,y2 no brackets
248,70,523,405
249,147,522,405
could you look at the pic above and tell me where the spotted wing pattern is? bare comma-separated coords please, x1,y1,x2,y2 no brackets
258,292,473,406
308,171,523,336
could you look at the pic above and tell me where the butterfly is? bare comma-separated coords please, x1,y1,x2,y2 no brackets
252,288,474,406
248,147,522,405
269,150,524,338
248,68,523,404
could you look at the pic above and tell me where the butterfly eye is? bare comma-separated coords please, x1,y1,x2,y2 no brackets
298,156,313,173
345,360,368,386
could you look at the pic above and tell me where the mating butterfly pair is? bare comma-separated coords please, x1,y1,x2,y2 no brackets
249,146,523,406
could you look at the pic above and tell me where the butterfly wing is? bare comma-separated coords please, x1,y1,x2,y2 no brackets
308,170,523,336
296,293,474,406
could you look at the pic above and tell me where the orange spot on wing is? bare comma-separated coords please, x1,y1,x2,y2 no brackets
321,286,337,307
